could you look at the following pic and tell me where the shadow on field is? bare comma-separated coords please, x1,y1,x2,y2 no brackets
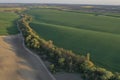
6,21,19,35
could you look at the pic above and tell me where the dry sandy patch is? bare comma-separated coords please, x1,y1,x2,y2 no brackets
0,34,83,80
0,35,55,80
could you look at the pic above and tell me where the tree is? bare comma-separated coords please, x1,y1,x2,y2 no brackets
93,67,113,80
110,72,120,80
86,53,90,61
31,38,40,49
58,58,65,67
50,64,56,73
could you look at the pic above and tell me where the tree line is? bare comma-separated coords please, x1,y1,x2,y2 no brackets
18,14,120,80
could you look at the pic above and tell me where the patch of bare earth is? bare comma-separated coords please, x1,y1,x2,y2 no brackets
0,34,83,80
0,35,36,80
0,34,55,80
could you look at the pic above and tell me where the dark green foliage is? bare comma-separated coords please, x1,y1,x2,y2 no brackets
18,14,120,80
50,64,56,73
112,73,120,80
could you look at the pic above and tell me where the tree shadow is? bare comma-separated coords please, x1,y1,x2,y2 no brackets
6,20,19,35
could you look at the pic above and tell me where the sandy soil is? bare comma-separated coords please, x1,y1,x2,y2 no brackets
0,34,83,80
0,34,55,80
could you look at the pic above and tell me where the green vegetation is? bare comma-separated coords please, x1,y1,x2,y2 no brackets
27,9,120,34
0,12,19,35
18,14,120,80
26,9,120,72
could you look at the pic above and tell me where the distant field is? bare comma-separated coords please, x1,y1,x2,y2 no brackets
0,12,19,35
0,7,26,12
26,9,120,72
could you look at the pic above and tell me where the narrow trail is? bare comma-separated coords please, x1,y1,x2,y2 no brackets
0,34,56,80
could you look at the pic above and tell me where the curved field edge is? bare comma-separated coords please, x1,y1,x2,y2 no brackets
26,8,120,72
30,21,120,72
0,12,19,35
18,14,120,80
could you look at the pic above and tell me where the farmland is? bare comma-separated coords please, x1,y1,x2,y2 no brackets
26,8,120,72
0,7,57,80
0,12,19,35
0,7,26,12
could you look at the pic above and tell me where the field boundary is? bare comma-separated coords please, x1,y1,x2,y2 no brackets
16,20,56,80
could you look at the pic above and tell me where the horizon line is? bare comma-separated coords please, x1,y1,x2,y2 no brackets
0,3,119,6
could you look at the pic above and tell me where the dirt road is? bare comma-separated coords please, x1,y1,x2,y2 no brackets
0,34,56,80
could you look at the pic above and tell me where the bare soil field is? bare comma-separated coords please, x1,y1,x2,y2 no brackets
0,34,82,80
0,34,55,80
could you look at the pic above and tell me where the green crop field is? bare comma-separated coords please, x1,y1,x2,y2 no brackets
0,12,19,35
26,8,120,72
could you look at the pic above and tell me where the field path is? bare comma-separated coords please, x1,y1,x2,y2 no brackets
0,34,56,80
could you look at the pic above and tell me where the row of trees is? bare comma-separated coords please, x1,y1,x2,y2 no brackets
18,14,120,80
